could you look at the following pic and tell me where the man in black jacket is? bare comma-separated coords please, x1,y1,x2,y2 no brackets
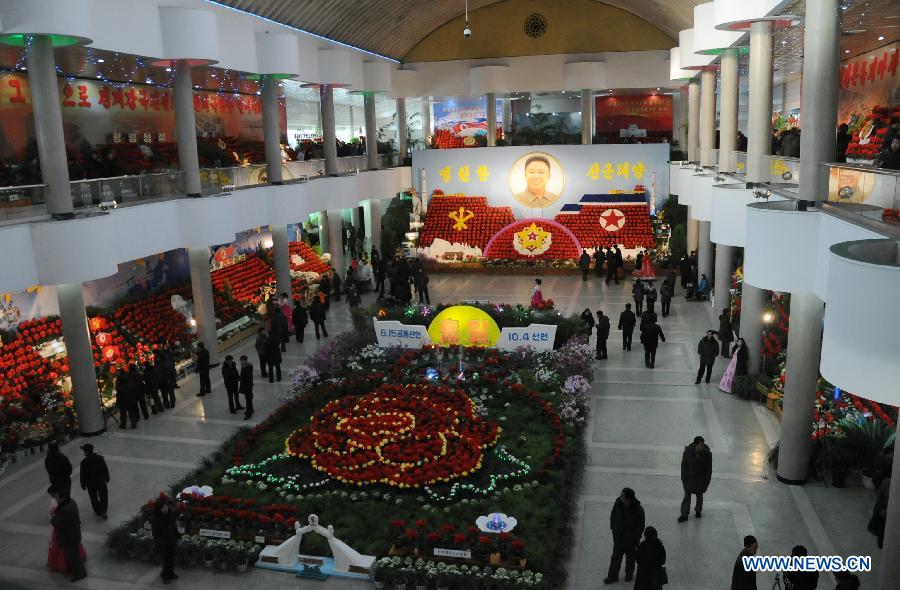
151,494,180,583
116,364,141,429
632,279,645,316
265,328,283,383
595,310,610,360
221,355,242,414
603,487,645,584
238,355,254,420
660,282,673,317
143,361,163,414
679,435,713,521
45,440,72,493
719,309,734,358
640,317,665,369
79,444,109,519
593,247,605,277
783,545,819,590
618,303,636,351
415,268,431,304
195,342,210,396
731,535,758,590
292,301,308,343
696,330,719,384
49,486,86,581
579,249,591,281
271,307,290,353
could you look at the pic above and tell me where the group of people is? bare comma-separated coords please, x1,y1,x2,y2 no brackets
374,250,432,306
677,252,710,300
577,245,626,285
114,345,180,429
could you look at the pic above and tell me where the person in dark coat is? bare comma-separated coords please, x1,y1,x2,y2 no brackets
292,301,308,343
593,247,605,277
271,307,289,353
142,361,163,414
373,255,386,297
221,355,242,414
265,328,283,383
718,309,734,358
696,330,719,384
195,342,211,396
238,355,254,420
347,284,362,307
156,348,176,409
254,328,269,378
783,545,819,590
595,310,610,360
579,249,591,281
639,309,658,334
731,338,749,378
835,123,851,163
660,282,673,317
834,571,861,590
605,247,620,285
640,317,665,369
116,365,141,429
603,487,645,584
679,435,713,521
632,279,645,316
645,285,658,315
678,255,692,289
318,272,332,309
731,535,758,590
45,440,73,493
151,493,179,583
618,303,636,351
310,295,328,339
580,308,595,336
78,444,109,519
49,486,86,582
332,270,342,302
633,526,666,590
415,268,431,304
635,250,644,271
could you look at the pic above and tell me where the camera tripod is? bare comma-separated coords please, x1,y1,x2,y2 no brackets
772,572,795,590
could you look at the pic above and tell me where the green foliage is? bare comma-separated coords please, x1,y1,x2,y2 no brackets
668,223,687,262
834,418,896,470
380,195,413,255
659,194,687,228
222,280,235,305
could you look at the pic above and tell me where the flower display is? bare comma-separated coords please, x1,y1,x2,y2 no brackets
418,196,515,252
113,285,196,345
483,219,581,261
285,383,501,488
211,255,275,305
288,242,329,275
554,204,655,249
845,105,900,161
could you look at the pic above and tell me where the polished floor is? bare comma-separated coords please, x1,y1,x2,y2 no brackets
0,274,880,589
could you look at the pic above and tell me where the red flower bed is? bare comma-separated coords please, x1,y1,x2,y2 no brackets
483,218,581,260
288,242,330,274
285,382,501,488
113,285,196,346
429,128,502,149
211,256,275,305
554,204,655,249
846,105,900,160
419,196,515,251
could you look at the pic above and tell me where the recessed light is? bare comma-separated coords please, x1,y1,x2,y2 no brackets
844,49,850,53
97,58,104,63
878,35,885,41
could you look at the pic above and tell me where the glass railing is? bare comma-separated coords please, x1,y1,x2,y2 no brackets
733,151,747,175
70,171,187,208
0,184,48,222
761,155,800,192
824,163,900,231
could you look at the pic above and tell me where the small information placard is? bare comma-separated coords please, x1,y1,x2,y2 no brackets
254,535,265,544
497,324,557,351
199,528,231,539
373,320,431,349
434,548,472,559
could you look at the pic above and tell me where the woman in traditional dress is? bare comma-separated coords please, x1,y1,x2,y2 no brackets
530,279,544,307
632,249,658,280
718,338,749,393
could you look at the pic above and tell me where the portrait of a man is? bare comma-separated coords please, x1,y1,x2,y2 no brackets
509,153,565,208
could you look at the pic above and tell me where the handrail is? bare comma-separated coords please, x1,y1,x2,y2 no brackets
824,161,900,178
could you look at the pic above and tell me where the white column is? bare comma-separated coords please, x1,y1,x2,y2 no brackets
57,283,104,435
318,210,329,254
687,81,701,163
719,49,739,172
486,93,497,147
776,293,825,484
502,97,512,141
422,99,432,142
700,69,717,167
26,35,74,217
364,92,379,169
581,89,594,145
697,220,713,284
740,283,765,375
188,247,220,366
364,199,382,255
714,244,735,310
320,85,339,176
397,97,408,163
746,21,774,184
687,211,699,254
799,0,841,204
174,62,201,196
261,75,283,184
327,210,346,275
271,224,292,298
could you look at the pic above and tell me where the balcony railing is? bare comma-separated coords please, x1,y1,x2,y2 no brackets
824,162,900,231
0,152,403,225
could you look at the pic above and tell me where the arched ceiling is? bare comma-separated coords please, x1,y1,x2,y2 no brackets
212,0,703,61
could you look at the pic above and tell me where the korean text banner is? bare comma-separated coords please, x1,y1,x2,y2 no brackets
411,144,669,220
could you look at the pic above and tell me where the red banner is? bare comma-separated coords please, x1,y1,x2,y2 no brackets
595,94,673,136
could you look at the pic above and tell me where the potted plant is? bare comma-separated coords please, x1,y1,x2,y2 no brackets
837,418,896,489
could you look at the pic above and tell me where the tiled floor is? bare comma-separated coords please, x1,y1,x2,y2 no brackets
0,274,881,588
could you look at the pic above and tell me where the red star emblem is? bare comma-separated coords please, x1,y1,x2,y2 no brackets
599,209,626,232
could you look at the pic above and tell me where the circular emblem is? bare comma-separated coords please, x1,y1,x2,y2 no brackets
599,209,626,232
523,14,547,38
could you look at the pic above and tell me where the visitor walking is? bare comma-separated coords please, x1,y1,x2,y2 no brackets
603,487,645,584
279,293,293,345
238,355,254,420
265,328,283,383
195,342,210,397
157,348,177,409
332,270,343,302
49,486,87,582
696,331,719,384
531,279,544,307
222,355,242,414
415,268,431,304
347,284,362,308
254,328,269,378
660,281,673,317
618,303,636,351
374,254,386,297
116,364,141,429
718,309,734,358
635,249,644,272
593,247,605,277
640,317,665,369
151,493,179,584
310,295,329,339
719,338,748,394
632,279,645,316
319,272,332,310
605,248,620,285
580,308,595,336
134,365,150,421
579,249,591,281
731,535,758,590
142,361,163,414
679,435,712,522
270,306,289,353
293,300,308,343
783,545,819,590
633,526,667,590
614,246,624,279
45,440,73,494
645,284,658,315
834,571,861,590
78,444,109,519
639,309,658,334
595,310,610,360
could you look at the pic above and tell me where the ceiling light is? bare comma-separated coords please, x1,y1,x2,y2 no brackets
97,58,104,63
845,49,850,53
878,35,885,41
463,0,471,38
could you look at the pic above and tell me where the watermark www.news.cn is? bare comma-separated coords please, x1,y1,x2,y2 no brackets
742,555,872,572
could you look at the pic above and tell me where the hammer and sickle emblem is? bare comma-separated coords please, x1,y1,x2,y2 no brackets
448,207,475,231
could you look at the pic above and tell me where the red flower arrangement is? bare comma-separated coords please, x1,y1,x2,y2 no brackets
285,382,501,488
554,204,655,250
418,196,515,252
845,105,900,161
211,256,275,305
113,285,195,345
482,219,581,261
